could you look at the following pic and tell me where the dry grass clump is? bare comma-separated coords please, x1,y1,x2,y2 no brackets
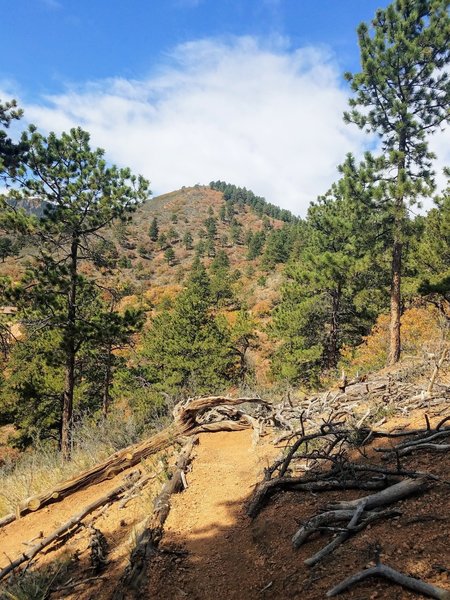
0,557,72,600
0,413,158,517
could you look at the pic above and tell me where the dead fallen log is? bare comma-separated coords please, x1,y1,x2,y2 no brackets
9,427,181,521
112,436,197,600
247,476,395,519
291,478,429,567
0,472,140,582
173,396,267,428
326,477,429,511
0,396,264,528
327,562,450,599
292,508,400,549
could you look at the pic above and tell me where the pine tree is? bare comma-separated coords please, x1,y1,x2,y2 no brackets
87,300,144,418
204,215,217,240
0,99,27,177
0,237,18,262
271,156,387,383
149,217,159,241
415,181,450,305
165,246,176,266
183,231,193,250
205,238,216,257
345,0,450,364
210,250,235,307
139,261,235,397
210,249,230,272
230,219,242,245
157,232,168,250
262,228,291,268
230,309,257,380
11,127,149,458
247,230,266,259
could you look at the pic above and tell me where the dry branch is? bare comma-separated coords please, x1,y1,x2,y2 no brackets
427,347,449,395
326,477,429,511
0,396,265,528
288,478,429,566
247,476,394,519
292,508,400,549
0,472,140,582
327,562,450,599
304,500,368,566
113,436,197,600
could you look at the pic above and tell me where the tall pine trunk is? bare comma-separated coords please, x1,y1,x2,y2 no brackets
61,236,78,460
326,285,341,370
388,237,402,365
388,137,406,366
102,347,112,419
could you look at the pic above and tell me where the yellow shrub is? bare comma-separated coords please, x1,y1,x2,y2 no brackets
342,306,445,374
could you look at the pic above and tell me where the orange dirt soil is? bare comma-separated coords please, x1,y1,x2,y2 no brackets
147,422,450,600
0,412,449,599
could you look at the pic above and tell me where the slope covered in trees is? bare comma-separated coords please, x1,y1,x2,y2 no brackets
0,0,449,465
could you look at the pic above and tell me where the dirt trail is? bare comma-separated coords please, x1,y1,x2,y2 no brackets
148,421,450,600
1,415,449,599
148,429,280,600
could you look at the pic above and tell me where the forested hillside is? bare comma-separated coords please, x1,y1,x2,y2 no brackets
0,1,450,597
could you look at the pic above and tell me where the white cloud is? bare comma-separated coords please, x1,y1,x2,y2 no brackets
40,0,62,10
173,0,203,7
8,36,450,215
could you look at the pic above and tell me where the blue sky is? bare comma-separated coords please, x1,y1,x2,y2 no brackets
2,0,448,214
2,0,388,93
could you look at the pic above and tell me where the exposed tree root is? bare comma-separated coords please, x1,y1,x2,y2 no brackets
327,562,450,599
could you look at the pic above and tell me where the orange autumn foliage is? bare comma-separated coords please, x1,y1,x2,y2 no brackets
341,306,445,374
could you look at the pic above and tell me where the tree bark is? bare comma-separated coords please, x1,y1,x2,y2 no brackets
327,285,341,369
102,345,112,419
388,237,402,365
61,235,79,460
388,135,406,366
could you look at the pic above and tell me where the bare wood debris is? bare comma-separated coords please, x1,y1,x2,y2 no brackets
327,561,450,599
1,368,449,598
112,436,198,600
0,471,141,582
0,396,266,586
0,395,267,529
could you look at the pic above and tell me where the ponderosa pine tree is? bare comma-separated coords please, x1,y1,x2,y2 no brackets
138,258,235,397
230,309,258,381
165,246,176,266
271,155,388,384
210,250,235,307
86,298,144,419
11,127,149,458
149,217,159,241
415,179,450,307
345,0,450,364
183,230,193,250
0,99,28,177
